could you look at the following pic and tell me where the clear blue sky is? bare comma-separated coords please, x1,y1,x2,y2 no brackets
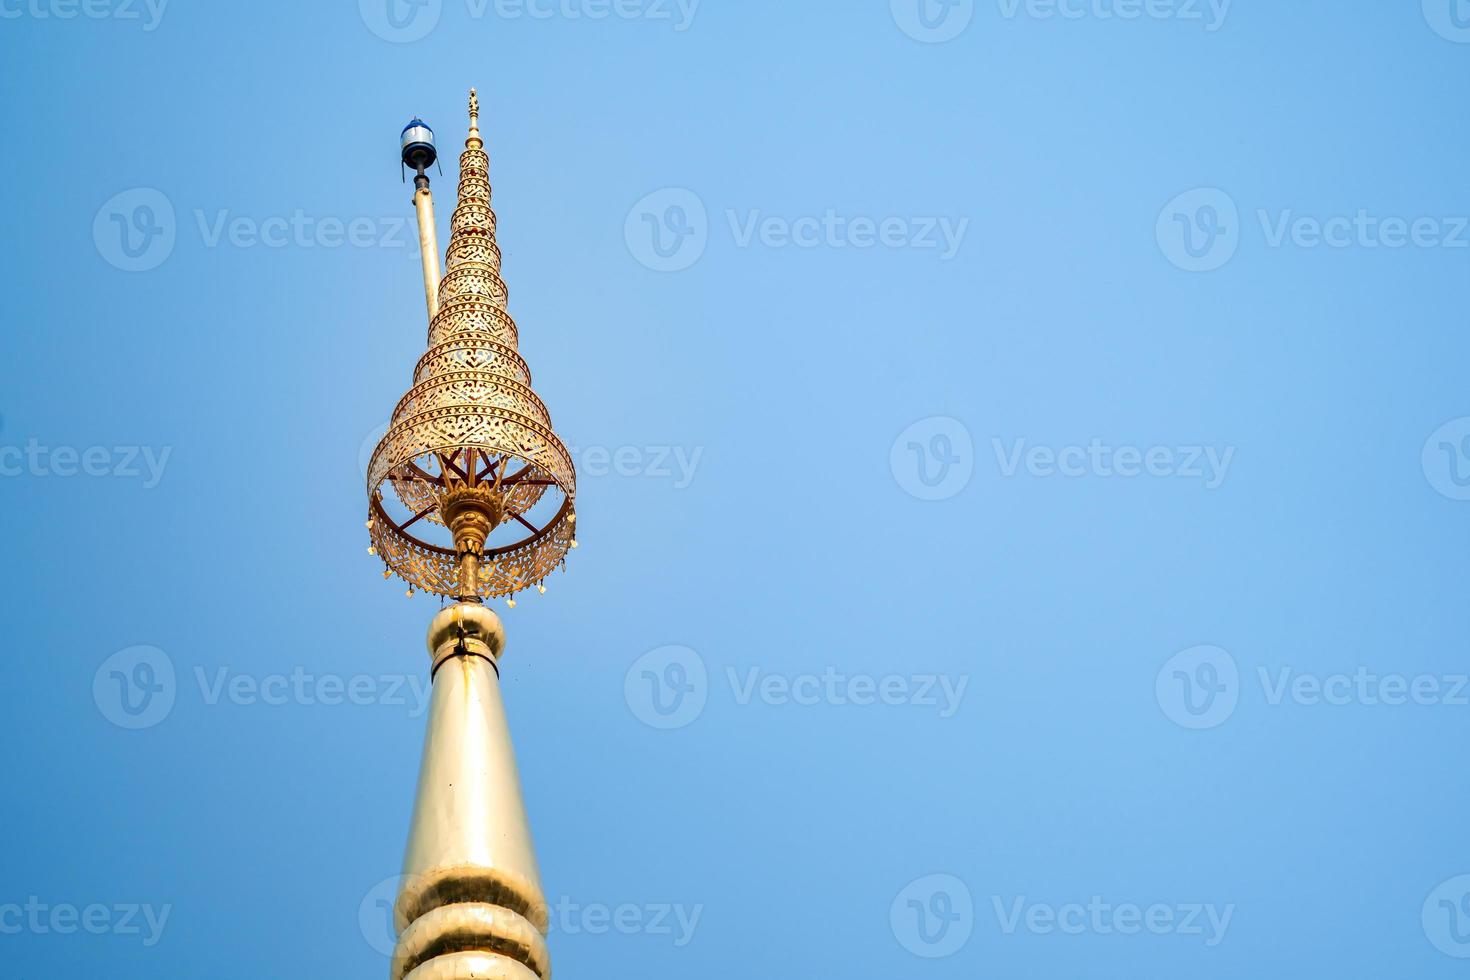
3,1,1470,977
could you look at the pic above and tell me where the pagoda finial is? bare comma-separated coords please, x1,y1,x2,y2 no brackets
368,96,577,601
369,92,575,980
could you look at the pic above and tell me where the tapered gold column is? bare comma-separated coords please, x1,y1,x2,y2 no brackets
369,90,576,980
391,604,550,980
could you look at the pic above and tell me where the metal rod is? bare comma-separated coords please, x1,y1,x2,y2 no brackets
413,174,442,322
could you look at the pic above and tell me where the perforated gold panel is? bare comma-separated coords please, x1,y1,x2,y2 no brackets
366,91,576,599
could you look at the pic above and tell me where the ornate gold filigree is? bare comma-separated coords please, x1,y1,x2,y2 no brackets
367,91,576,600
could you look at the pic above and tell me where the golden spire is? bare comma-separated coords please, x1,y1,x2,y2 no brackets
368,89,577,603
371,90,572,980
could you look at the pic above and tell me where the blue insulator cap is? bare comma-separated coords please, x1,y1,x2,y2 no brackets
401,117,437,171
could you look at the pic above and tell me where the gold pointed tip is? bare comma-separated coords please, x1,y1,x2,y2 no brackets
468,87,480,124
